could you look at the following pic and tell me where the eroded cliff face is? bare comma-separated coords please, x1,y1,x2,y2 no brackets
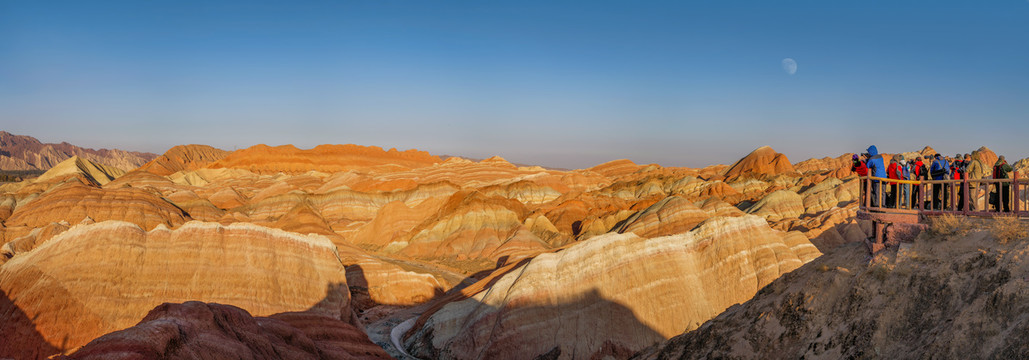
1,141,886,359
632,226,1029,360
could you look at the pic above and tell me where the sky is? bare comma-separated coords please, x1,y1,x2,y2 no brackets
1,1,1028,169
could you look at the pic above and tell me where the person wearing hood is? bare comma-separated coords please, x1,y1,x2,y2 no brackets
865,145,887,207
992,156,1013,212
930,153,951,210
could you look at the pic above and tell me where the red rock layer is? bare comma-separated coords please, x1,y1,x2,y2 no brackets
59,302,390,360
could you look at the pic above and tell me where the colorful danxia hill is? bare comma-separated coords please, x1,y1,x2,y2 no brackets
2,131,1029,359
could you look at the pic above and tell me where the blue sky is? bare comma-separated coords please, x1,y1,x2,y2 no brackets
2,1,1027,168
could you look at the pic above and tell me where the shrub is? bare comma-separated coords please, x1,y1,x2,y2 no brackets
926,214,974,239
989,216,1027,244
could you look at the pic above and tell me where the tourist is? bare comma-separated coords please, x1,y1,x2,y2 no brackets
911,156,924,208
926,154,934,207
900,158,911,208
866,146,887,207
887,157,901,208
950,155,959,210
851,154,868,177
992,156,1013,212
930,153,950,210
852,153,868,206
966,153,984,211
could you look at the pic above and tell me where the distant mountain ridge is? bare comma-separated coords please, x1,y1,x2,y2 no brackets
0,131,157,171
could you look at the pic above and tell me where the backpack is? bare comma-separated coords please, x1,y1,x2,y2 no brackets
995,165,1009,179
931,160,947,179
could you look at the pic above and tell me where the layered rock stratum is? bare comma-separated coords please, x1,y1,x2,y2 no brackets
403,215,821,359
0,220,353,357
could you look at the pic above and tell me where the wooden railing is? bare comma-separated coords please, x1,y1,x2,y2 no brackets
858,172,1028,217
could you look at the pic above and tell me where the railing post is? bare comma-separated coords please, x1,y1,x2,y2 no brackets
1015,171,1020,215
950,181,956,212
863,177,869,208
922,181,926,211
963,178,970,215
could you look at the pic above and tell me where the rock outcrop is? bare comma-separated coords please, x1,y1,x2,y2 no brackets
31,156,126,186
745,189,804,221
5,183,188,231
614,196,711,238
59,302,390,360
0,221,353,357
403,215,820,360
722,146,795,180
138,144,230,176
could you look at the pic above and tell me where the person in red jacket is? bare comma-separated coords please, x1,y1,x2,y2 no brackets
952,157,965,210
887,157,901,208
852,153,868,206
851,154,868,177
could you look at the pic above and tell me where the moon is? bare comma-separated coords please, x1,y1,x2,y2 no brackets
782,58,797,75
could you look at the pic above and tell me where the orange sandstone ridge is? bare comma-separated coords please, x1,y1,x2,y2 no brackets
137,144,230,176
206,143,443,174
722,146,796,180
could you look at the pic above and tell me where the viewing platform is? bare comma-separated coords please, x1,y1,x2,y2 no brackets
857,173,1026,255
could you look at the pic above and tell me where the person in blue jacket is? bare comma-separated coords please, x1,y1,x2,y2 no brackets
865,145,887,207
930,153,951,209
900,159,911,208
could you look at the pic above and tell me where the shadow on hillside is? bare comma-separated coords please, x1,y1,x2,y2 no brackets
57,282,390,360
347,255,520,318
0,288,62,360
347,256,666,359
403,287,665,359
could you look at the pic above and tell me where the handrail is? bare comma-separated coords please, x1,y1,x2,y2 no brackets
858,171,1024,217
865,176,922,185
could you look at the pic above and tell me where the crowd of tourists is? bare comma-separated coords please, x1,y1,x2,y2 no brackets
852,145,1015,212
